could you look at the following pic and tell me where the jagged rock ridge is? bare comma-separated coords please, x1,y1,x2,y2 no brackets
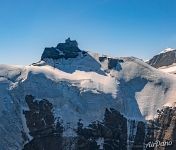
41,38,82,60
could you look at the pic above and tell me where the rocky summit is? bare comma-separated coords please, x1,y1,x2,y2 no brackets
0,39,176,150
41,38,81,60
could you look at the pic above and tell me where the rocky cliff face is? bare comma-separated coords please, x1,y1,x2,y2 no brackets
145,106,176,150
22,95,176,150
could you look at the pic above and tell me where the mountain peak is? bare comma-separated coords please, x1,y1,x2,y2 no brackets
41,38,81,60
56,37,79,50
159,48,176,54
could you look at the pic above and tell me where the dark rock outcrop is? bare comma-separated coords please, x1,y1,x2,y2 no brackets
23,95,63,150
76,108,128,150
56,38,80,52
132,122,145,150
41,38,81,60
41,47,63,60
99,56,107,62
108,58,123,70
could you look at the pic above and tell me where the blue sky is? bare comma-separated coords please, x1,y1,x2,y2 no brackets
0,0,176,65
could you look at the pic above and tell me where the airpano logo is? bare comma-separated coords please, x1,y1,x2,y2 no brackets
145,140,172,148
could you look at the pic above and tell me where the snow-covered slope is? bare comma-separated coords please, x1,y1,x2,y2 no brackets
159,63,176,75
1,39,176,150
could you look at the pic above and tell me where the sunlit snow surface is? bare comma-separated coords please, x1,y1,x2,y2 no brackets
159,63,176,75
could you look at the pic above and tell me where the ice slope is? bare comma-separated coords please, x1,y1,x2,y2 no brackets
111,57,176,120
0,53,176,149
0,65,24,150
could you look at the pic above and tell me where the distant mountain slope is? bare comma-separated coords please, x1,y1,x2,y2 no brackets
147,48,176,77
0,39,176,150
147,48,176,68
